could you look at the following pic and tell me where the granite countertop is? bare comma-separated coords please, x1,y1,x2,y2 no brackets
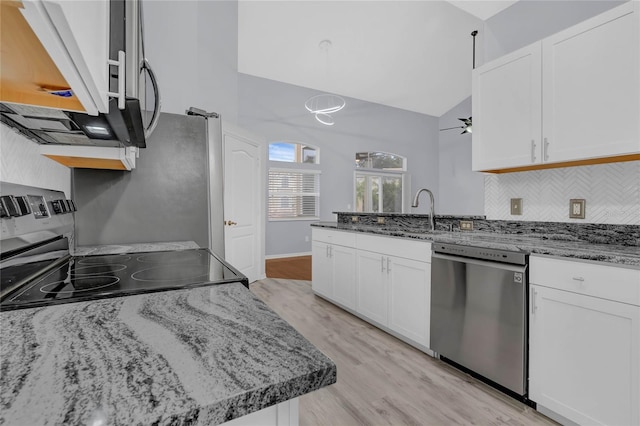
312,222,640,268
0,283,336,425
1,242,336,424
72,240,201,256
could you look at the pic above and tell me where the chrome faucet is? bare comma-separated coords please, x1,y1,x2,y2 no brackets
412,188,436,231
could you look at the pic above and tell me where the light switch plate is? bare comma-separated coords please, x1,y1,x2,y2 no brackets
510,198,523,215
569,199,586,219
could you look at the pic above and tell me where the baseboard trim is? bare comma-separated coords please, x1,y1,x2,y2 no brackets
265,252,312,260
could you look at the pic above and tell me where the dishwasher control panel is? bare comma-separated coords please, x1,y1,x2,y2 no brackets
432,242,527,265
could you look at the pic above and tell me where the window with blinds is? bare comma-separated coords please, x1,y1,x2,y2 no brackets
268,168,320,220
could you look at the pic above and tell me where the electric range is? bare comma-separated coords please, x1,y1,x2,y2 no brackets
0,182,248,311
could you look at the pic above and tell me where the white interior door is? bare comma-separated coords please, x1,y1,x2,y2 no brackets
223,123,265,283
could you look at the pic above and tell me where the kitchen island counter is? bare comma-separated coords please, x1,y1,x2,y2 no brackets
312,222,640,268
1,282,336,425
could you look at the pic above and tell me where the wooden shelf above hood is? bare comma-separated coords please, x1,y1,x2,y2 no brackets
0,1,85,112
40,145,136,171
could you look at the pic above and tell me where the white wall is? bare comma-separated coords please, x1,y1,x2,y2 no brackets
438,97,484,215
0,123,70,195
238,74,439,256
482,0,626,63
144,0,238,122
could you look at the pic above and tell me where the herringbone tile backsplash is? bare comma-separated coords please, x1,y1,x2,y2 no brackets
485,161,640,225
0,124,70,195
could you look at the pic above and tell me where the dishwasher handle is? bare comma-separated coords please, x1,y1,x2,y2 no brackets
432,252,528,275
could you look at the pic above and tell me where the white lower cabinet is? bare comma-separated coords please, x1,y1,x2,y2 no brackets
331,245,357,310
311,229,356,309
355,250,389,325
529,256,640,426
312,228,432,352
387,256,431,348
311,241,332,299
221,398,298,426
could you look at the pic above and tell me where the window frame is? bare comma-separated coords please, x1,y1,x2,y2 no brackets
268,141,320,164
354,170,407,214
355,151,407,171
268,167,321,222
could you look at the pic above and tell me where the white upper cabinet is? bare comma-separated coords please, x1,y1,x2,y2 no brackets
472,43,542,171
472,1,640,172
2,0,111,115
542,2,640,163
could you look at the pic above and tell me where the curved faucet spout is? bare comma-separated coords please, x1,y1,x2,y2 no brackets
411,188,435,231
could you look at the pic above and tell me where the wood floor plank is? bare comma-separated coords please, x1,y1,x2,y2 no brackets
251,278,556,426
265,256,312,280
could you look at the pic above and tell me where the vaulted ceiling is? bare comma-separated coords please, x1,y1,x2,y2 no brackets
238,1,517,117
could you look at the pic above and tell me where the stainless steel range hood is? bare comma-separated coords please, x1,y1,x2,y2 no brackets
0,99,146,149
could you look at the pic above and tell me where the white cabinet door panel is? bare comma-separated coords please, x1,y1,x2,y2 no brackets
530,285,640,426
356,251,388,326
311,241,332,298
332,246,357,310
388,257,431,347
542,2,640,162
472,42,542,171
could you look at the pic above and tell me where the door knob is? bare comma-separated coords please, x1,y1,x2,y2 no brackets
225,220,237,226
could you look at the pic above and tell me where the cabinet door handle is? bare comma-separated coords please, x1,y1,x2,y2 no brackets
141,58,162,137
381,256,385,272
329,246,332,258
386,257,391,273
530,287,537,315
326,246,329,258
543,137,550,162
531,140,536,163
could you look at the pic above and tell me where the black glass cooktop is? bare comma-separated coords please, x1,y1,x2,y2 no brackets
0,249,247,311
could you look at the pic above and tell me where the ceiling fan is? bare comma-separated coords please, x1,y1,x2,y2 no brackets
440,116,472,134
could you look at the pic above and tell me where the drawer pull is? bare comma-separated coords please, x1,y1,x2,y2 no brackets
572,276,585,282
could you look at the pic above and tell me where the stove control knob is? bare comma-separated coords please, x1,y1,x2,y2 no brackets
15,196,32,215
1,195,21,217
51,200,64,214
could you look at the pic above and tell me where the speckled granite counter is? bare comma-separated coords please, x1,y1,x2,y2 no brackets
313,222,640,268
0,283,336,425
72,240,201,256
1,242,336,425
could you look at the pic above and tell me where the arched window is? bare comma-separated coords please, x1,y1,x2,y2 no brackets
268,142,318,164
354,152,407,213
268,142,320,220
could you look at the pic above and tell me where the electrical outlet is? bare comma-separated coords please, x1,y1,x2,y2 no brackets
510,198,523,215
460,220,473,231
304,235,309,242
569,199,586,219
377,217,385,224
351,216,358,223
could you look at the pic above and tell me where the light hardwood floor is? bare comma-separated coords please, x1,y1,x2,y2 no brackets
251,278,557,426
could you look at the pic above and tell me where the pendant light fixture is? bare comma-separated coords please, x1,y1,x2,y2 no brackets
440,30,478,135
305,39,345,126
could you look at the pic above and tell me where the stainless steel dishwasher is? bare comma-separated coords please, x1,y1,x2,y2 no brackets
430,242,529,400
